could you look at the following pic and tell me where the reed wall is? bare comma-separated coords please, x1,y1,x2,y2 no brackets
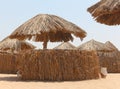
17,50,100,81
0,52,18,74
98,51,120,73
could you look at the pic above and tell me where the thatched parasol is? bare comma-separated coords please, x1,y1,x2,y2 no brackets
77,39,111,51
104,41,118,51
9,14,87,49
87,0,120,25
0,37,35,52
93,12,120,25
54,42,76,49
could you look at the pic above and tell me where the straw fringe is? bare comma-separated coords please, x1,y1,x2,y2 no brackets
87,0,120,25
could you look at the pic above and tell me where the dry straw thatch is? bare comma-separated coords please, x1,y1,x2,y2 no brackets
77,39,111,52
17,50,100,81
99,41,120,73
77,39,120,73
0,52,18,74
87,0,120,25
0,37,35,53
94,12,120,25
54,42,76,49
104,41,118,51
98,51,120,73
9,14,87,49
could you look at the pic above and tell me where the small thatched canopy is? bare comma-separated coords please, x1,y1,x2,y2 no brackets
87,0,120,25
0,37,35,53
54,42,76,49
77,39,111,52
104,41,118,51
9,14,87,49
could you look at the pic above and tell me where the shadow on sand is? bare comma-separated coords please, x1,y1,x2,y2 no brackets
0,74,95,82
0,75,21,82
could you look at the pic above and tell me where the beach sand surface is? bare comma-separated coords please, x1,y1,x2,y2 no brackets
0,74,120,89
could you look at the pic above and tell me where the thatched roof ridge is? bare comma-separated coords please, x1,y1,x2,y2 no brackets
77,39,111,51
54,42,76,49
0,38,35,52
105,41,118,51
87,0,120,25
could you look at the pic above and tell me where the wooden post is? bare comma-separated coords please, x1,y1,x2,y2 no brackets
43,34,48,49
43,41,47,49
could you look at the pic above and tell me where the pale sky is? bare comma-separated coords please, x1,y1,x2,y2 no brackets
0,0,120,49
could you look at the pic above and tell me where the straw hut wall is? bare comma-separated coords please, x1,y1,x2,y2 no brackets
0,38,35,53
0,52,18,74
98,41,120,73
54,42,76,49
98,51,120,73
87,0,120,25
17,50,100,81
0,37,35,73
77,39,120,73
9,14,86,49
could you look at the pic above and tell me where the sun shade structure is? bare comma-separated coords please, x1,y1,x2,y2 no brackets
77,39,111,52
104,41,118,51
0,37,35,53
94,12,120,25
87,0,120,25
9,14,87,49
54,42,76,49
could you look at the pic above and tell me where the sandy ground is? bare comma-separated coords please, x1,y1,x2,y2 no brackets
0,74,120,89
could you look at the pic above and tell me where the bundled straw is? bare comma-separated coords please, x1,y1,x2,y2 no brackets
17,49,100,81
87,0,120,25
98,51,120,73
9,14,87,49
0,52,18,74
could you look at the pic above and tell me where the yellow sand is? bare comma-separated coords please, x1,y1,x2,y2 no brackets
0,74,120,89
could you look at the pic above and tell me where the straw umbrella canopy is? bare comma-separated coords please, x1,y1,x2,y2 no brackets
54,42,76,49
77,39,111,52
104,41,118,51
9,14,87,49
0,37,35,52
94,12,120,25
87,0,120,25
